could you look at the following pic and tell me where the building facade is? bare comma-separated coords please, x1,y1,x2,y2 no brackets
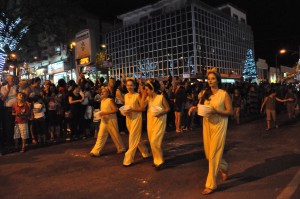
105,0,254,80
256,58,268,82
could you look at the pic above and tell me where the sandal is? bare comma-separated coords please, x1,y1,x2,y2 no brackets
89,152,100,157
220,169,229,181
201,188,214,195
32,139,37,145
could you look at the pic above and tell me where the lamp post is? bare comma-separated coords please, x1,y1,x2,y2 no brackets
276,48,300,82
70,42,76,80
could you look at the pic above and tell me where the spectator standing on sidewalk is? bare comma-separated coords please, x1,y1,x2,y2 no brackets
189,68,232,195
232,88,242,125
115,79,127,135
89,86,126,157
68,85,84,140
12,92,31,152
260,89,293,131
122,78,150,167
247,86,259,115
173,82,186,133
285,87,297,119
32,95,47,145
0,75,18,147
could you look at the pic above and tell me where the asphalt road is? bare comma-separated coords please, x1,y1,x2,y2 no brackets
0,113,300,199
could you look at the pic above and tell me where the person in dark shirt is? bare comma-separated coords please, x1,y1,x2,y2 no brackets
68,85,84,139
174,82,186,133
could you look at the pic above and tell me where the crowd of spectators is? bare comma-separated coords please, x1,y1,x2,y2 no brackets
0,73,299,155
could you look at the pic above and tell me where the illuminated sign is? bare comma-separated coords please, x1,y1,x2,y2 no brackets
78,57,90,65
48,61,64,74
36,68,45,75
75,29,92,67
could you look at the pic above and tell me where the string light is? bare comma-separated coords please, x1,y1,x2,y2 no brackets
242,49,257,81
0,12,28,76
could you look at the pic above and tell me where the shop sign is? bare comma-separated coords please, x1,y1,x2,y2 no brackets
36,68,45,76
48,61,64,74
78,57,90,65
183,74,190,79
75,29,91,67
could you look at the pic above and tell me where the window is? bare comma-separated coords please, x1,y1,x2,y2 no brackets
233,14,238,21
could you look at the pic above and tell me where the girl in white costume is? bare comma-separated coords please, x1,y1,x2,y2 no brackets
90,87,126,156
144,80,170,170
189,68,233,195
122,78,150,166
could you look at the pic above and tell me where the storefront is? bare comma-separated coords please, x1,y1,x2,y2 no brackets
36,68,48,82
48,61,76,85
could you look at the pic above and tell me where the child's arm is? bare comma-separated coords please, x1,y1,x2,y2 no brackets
260,97,268,112
275,97,290,103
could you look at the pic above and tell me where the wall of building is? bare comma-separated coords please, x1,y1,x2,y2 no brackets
106,0,254,79
256,58,268,81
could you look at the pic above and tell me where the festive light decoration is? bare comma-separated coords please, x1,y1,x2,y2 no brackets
242,49,257,80
0,52,7,75
0,12,28,76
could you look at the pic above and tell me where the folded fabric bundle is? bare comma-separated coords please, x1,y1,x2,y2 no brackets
94,109,102,121
150,105,163,116
94,110,102,121
197,104,213,117
119,105,131,116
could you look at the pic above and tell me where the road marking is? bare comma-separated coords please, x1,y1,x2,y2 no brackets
277,169,300,199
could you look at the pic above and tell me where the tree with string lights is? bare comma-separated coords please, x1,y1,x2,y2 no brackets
242,49,257,82
0,11,28,76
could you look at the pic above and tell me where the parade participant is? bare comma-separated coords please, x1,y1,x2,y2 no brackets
143,80,170,170
189,68,232,195
12,92,31,152
260,89,293,130
122,78,150,167
89,86,126,157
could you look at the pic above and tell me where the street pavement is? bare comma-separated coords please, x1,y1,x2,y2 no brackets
0,113,300,199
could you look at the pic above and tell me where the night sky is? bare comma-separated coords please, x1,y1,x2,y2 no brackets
80,0,300,67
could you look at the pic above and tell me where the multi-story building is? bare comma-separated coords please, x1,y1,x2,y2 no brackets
105,0,254,81
256,58,268,82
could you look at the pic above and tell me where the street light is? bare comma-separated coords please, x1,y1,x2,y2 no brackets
276,48,300,82
69,41,76,80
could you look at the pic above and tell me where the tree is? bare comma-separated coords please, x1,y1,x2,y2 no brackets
242,49,257,81
1,0,87,62
0,1,29,75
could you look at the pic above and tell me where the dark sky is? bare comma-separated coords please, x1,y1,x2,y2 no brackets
81,0,300,67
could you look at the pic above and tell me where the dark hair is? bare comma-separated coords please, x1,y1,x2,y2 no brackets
145,79,160,93
34,77,41,84
68,80,76,87
269,89,276,95
33,95,43,103
200,71,222,104
126,78,136,86
58,79,66,87
17,92,26,100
